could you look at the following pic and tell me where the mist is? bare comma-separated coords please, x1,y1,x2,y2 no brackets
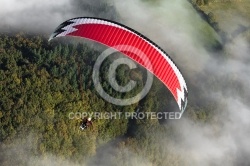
115,1,250,165
0,0,117,34
1,0,250,165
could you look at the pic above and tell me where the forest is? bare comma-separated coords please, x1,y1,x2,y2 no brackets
0,32,215,165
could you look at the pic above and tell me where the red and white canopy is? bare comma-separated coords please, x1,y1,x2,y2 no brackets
50,17,188,114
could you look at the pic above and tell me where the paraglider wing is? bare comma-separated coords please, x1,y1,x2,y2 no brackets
49,17,188,114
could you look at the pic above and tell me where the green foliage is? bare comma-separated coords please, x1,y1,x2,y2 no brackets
0,34,131,162
0,33,218,165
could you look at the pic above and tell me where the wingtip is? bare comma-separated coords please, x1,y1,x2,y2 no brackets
48,34,55,42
